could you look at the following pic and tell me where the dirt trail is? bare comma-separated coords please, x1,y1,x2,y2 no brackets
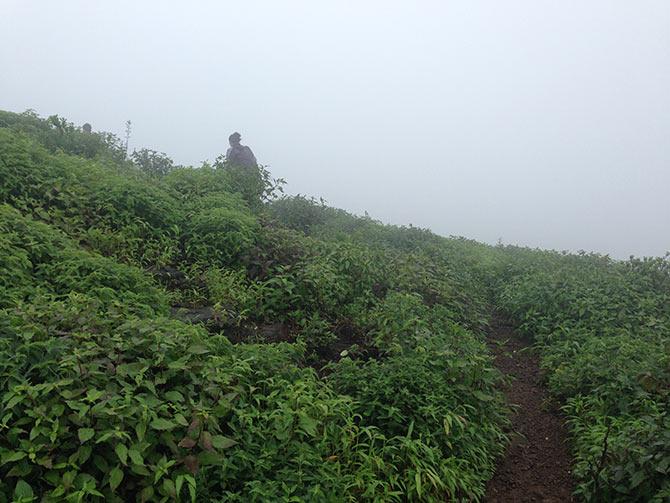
485,316,575,503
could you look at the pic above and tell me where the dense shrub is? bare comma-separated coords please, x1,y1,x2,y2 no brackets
0,110,126,162
0,109,583,501
0,205,169,314
1,300,382,501
162,166,233,201
268,195,331,233
0,129,182,268
327,331,508,501
3,107,668,501
184,207,259,266
131,149,175,177
497,250,670,501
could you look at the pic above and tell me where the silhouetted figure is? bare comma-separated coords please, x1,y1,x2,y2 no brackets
82,123,92,134
226,132,257,168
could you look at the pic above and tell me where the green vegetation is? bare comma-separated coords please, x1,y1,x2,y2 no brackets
0,111,507,502
0,109,667,501
496,250,670,501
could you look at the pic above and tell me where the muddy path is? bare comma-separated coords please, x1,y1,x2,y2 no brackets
485,316,575,503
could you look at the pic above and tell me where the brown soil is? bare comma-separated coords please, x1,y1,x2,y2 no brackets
485,316,576,503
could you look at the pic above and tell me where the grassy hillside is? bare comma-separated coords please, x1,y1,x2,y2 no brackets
0,111,508,502
0,109,668,502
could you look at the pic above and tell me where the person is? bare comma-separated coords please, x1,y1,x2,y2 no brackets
225,132,257,168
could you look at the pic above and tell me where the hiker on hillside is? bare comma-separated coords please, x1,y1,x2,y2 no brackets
225,132,257,168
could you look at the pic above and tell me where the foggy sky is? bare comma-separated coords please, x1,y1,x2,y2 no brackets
2,1,669,259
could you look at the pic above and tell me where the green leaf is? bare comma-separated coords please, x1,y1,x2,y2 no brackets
63,470,76,488
187,344,209,354
299,414,318,437
78,428,95,444
151,418,176,431
472,390,494,402
1,451,26,465
5,394,22,410
14,480,33,500
211,435,237,450
140,486,154,502
7,463,31,478
115,443,128,465
85,389,105,402
630,470,645,488
174,413,189,426
128,448,144,466
78,445,93,463
135,422,147,441
175,475,185,498
164,391,184,402
109,466,124,491
163,478,176,498
130,463,151,476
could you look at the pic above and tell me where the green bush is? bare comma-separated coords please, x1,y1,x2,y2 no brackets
1,292,505,502
268,195,330,233
0,110,125,162
497,250,670,501
184,207,259,266
204,268,258,325
0,129,181,268
0,205,168,314
327,332,508,501
162,166,233,202
0,109,535,501
1,300,369,501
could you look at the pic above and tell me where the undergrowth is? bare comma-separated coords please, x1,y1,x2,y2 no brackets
1,109,667,502
0,110,508,502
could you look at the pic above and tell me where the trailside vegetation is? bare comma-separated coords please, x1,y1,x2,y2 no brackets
0,109,668,502
0,110,507,502
495,249,670,501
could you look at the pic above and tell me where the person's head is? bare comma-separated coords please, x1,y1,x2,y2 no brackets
229,132,241,147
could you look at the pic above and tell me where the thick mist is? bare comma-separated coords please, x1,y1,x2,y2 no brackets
2,0,668,258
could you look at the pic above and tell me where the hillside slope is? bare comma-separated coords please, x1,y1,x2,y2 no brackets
0,110,508,502
1,110,668,502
